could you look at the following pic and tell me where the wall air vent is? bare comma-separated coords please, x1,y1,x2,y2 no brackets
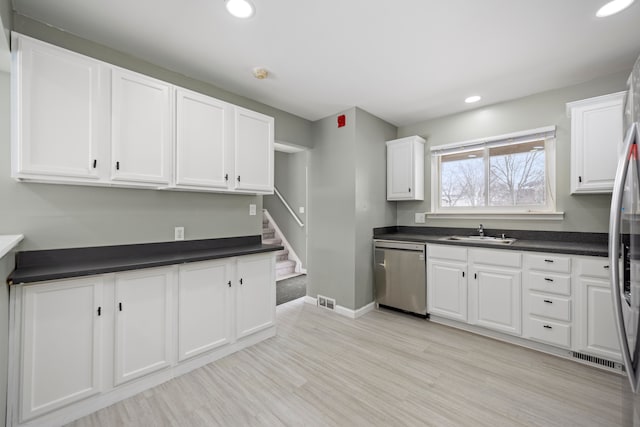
571,351,623,371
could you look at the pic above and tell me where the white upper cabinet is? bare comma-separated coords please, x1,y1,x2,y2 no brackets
175,89,232,189
111,69,173,185
12,34,108,181
386,136,425,201
11,33,274,194
567,92,626,194
234,107,274,194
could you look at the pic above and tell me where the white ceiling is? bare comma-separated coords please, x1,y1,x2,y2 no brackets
10,0,640,126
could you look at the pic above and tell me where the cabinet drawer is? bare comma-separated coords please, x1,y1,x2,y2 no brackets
576,257,611,279
428,245,467,262
469,248,521,268
528,293,571,322
528,317,571,348
526,254,571,273
527,272,571,296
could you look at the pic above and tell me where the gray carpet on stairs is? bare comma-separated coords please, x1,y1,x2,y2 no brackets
276,275,307,305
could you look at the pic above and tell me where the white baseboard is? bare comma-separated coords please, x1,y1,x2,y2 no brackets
303,297,374,319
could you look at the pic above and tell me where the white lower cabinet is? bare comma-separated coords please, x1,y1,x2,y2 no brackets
9,252,276,427
523,253,573,349
114,267,173,385
427,245,468,322
236,255,276,338
19,276,103,422
469,249,522,336
178,260,232,361
574,257,621,361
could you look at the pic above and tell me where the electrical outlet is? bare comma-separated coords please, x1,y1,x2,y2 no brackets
174,227,185,241
415,212,426,223
299,206,305,214
249,204,257,216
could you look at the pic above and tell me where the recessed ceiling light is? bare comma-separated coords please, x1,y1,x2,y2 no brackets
225,0,255,18
465,95,482,104
596,0,635,17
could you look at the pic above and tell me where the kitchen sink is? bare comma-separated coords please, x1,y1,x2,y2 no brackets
439,235,517,245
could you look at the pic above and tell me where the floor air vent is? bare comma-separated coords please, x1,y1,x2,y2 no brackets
317,295,336,310
571,352,622,370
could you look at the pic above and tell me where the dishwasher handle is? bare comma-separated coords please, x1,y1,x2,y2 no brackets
373,240,425,252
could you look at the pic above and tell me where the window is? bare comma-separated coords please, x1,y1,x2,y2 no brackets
431,127,556,214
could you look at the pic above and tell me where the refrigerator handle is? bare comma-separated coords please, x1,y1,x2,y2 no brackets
609,122,639,393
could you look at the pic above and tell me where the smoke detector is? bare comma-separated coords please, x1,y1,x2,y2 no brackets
253,68,269,80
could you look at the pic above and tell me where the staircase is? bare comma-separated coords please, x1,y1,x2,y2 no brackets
262,212,302,281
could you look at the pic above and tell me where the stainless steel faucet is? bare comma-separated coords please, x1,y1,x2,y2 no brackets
478,224,484,237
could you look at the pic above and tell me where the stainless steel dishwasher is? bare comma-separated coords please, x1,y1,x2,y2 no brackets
373,240,427,316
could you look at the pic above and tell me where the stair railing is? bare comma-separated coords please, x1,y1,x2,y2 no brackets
274,187,304,227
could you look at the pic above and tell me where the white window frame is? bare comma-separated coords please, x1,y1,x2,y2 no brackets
429,126,563,220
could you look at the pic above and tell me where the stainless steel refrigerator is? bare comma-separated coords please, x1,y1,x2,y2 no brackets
609,52,640,424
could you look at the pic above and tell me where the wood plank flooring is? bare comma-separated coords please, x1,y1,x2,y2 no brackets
67,299,635,426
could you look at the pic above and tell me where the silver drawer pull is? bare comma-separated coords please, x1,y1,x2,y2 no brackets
543,325,552,329
544,278,554,282
544,259,555,263
543,299,553,304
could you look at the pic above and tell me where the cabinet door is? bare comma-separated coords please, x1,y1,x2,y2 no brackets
111,69,172,185
21,277,103,421
114,267,172,385
470,267,521,335
176,89,232,189
236,255,275,338
14,35,105,180
569,92,625,194
427,259,467,322
386,136,425,201
234,107,274,193
578,277,621,361
178,260,232,361
387,140,414,200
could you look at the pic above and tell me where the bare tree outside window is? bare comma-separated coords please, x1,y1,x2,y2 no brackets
489,141,545,206
441,150,485,207
437,139,547,210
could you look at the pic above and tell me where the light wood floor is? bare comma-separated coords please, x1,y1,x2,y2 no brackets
67,299,636,426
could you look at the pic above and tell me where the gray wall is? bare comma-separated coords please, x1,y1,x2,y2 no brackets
354,108,397,308
0,0,10,43
1,18,314,251
397,70,630,233
263,151,308,266
308,108,357,308
308,108,397,310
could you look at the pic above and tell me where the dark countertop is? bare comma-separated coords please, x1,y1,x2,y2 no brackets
8,235,284,285
373,226,608,257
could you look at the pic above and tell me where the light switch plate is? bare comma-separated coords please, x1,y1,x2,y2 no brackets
415,212,426,224
299,207,305,214
249,204,257,216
